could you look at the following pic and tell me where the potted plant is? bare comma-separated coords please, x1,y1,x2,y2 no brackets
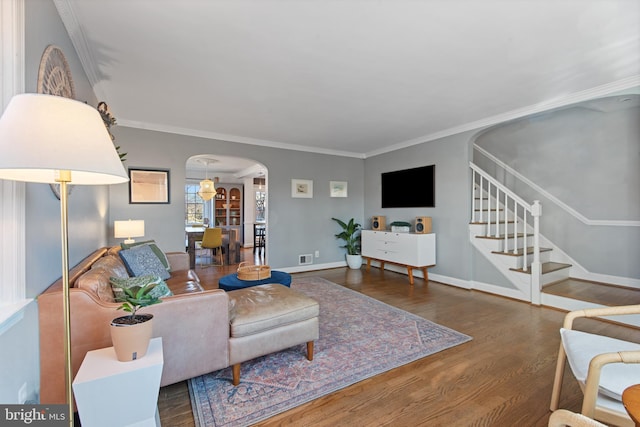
110,282,162,361
331,217,363,269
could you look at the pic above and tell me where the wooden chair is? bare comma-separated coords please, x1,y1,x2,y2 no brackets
550,304,640,427
548,409,607,427
253,224,266,255
200,227,224,267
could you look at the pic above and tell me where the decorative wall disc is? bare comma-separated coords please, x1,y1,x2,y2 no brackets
37,45,76,99
37,45,77,199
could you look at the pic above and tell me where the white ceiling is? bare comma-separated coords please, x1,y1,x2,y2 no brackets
54,0,639,170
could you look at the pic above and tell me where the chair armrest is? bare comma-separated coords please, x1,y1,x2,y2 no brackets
582,350,640,419
563,304,640,329
549,409,607,427
166,251,189,271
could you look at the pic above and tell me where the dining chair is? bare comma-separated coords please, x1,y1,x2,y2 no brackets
253,224,266,255
550,304,640,427
201,227,224,267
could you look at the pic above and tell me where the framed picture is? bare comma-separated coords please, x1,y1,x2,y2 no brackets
330,181,348,198
129,168,170,204
291,179,313,198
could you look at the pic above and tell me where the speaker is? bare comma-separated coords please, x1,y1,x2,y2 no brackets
415,216,432,234
372,216,386,231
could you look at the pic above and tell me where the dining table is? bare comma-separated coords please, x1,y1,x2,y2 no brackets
185,226,239,269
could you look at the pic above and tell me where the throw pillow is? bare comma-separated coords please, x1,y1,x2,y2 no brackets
119,245,171,280
121,240,171,271
109,275,173,301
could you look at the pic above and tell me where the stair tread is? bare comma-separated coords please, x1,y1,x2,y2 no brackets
475,233,533,240
543,278,640,306
510,261,571,274
470,220,516,225
491,247,552,257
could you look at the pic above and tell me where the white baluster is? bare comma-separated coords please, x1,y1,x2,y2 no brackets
522,209,528,271
494,187,500,237
513,201,518,255
479,176,484,225
503,193,508,253
471,171,476,223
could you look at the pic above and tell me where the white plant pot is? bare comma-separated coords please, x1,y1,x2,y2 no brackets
346,254,363,269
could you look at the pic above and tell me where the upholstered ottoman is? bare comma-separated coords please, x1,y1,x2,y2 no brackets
227,283,319,385
218,270,292,291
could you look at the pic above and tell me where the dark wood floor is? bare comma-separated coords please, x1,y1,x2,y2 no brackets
158,249,639,426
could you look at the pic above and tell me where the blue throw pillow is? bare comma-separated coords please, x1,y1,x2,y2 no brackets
120,240,171,271
109,275,173,301
119,245,171,280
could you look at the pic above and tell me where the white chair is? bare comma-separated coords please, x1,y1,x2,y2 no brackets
550,304,640,427
548,409,607,427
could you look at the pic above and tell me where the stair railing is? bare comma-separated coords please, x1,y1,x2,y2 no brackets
470,161,543,304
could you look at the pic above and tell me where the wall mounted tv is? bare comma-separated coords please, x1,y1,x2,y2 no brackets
381,165,435,208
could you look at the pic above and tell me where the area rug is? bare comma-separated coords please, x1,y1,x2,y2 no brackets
189,277,472,426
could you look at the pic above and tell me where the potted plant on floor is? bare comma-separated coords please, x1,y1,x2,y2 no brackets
110,282,162,361
331,217,363,269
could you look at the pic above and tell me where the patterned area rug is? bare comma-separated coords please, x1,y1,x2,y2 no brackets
189,277,472,426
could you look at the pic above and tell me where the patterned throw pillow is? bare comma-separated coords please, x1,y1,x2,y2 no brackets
118,245,171,280
109,275,173,301
121,240,171,271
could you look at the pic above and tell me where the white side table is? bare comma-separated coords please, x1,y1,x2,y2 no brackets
73,337,164,427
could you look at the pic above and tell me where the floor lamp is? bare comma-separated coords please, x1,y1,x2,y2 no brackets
0,94,129,426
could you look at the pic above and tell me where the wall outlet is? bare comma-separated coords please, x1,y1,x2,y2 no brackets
18,383,27,404
299,254,313,265
315,250,320,258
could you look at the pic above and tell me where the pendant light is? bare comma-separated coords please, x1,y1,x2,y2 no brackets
198,159,216,201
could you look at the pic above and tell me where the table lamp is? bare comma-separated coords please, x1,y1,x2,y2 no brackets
114,219,145,244
0,93,129,426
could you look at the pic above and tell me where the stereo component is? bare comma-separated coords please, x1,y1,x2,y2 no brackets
415,216,432,234
372,215,386,231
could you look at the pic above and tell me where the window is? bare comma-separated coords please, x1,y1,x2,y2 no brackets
0,0,28,334
185,184,204,224
255,190,266,222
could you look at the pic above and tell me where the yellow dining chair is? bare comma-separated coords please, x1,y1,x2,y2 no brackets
201,227,224,267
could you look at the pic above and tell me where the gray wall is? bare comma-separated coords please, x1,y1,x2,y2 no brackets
474,103,640,279
364,131,478,283
107,126,365,269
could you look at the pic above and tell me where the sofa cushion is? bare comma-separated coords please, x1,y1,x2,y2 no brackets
121,240,171,271
109,275,173,301
119,245,171,280
91,254,129,279
75,269,116,303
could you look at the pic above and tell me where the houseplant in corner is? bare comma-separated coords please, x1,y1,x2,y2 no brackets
110,281,162,362
331,217,363,269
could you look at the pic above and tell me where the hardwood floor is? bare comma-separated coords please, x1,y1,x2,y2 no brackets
158,249,638,426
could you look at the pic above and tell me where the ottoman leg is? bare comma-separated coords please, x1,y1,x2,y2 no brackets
307,341,314,361
232,363,241,386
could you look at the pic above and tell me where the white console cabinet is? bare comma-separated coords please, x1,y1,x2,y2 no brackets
361,230,436,284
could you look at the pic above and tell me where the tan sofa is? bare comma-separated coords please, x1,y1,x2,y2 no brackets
38,246,230,405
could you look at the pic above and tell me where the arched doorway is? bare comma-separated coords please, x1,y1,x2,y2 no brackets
185,154,267,266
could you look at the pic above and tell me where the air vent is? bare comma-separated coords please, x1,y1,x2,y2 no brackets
298,254,313,265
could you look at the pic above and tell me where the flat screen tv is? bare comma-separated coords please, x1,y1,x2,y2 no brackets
381,165,435,208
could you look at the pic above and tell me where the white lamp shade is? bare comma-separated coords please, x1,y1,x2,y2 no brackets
0,93,129,184
198,178,216,201
114,220,145,239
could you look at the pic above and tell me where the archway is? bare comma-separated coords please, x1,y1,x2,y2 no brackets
185,154,267,266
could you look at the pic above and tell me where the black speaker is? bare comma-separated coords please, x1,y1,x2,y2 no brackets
372,216,386,231
415,216,432,234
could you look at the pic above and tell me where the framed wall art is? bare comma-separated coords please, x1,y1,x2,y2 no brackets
330,181,348,197
291,179,313,198
129,168,170,204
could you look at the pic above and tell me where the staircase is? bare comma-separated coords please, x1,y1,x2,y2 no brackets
468,162,640,327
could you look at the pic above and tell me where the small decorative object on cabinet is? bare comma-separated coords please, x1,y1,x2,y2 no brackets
110,280,162,362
